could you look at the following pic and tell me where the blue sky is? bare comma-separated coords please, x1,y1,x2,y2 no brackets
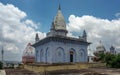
1,0,120,32
0,0,120,61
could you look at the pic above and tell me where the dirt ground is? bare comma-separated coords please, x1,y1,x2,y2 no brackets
48,68,120,75
88,68,120,75
5,69,37,75
5,68,120,75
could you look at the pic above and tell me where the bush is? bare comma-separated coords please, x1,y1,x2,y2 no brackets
110,54,120,68
98,53,120,68
104,53,115,67
0,61,3,69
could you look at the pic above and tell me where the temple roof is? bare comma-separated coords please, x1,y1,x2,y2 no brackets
32,36,91,47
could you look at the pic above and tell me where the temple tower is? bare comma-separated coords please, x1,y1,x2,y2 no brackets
47,4,68,37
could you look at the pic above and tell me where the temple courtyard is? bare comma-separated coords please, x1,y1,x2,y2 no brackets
4,67,120,75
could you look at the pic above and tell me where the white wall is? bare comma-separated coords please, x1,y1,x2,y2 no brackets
35,40,88,63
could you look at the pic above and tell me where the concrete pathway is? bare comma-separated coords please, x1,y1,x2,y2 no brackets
0,70,6,75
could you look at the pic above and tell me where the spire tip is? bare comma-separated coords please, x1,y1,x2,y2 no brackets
58,3,61,10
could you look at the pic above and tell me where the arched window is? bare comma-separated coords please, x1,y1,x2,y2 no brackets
45,47,49,63
40,49,44,62
79,49,85,62
55,47,65,63
80,52,83,57
36,50,38,62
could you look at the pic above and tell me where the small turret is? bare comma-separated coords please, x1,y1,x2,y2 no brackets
35,33,39,43
110,45,116,54
50,22,55,30
82,30,87,41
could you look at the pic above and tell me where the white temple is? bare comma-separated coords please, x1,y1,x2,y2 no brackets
33,5,91,63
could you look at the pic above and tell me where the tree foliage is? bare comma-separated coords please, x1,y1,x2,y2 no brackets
98,53,120,68
0,61,3,69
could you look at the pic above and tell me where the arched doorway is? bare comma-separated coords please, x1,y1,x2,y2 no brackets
69,49,76,62
70,51,74,62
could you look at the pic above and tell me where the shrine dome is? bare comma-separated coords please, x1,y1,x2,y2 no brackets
94,41,106,57
96,41,106,52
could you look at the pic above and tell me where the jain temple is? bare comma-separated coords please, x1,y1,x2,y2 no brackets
33,5,91,63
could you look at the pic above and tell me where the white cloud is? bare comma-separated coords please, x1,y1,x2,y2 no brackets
24,19,39,29
1,2,120,61
67,15,120,54
0,3,45,61
115,13,120,18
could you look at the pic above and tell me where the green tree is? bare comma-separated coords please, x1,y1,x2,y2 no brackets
97,53,120,68
99,53,106,62
110,54,120,68
0,61,3,69
104,53,115,67
104,53,120,68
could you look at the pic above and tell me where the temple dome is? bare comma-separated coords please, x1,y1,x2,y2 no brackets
96,41,106,52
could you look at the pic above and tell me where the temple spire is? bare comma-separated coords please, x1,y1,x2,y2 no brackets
99,40,104,47
58,3,61,10
47,3,68,37
82,30,87,41
83,30,87,37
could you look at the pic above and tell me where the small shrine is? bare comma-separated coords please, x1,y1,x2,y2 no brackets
22,43,35,64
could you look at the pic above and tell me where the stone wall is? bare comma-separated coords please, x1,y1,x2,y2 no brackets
24,63,105,73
